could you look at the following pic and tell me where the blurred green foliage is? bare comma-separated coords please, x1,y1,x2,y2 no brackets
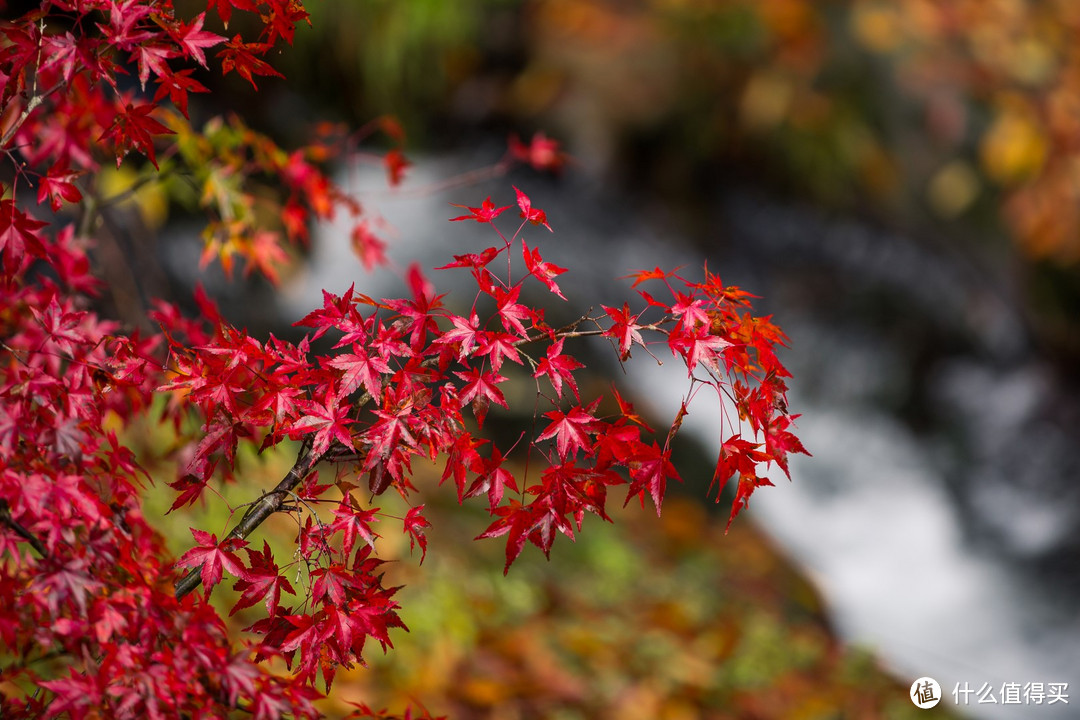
312,488,956,719
128,392,939,718
279,0,518,135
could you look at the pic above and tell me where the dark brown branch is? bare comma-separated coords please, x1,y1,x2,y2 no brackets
512,312,674,349
174,442,320,600
0,501,48,558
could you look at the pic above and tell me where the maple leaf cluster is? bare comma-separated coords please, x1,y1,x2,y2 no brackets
162,188,806,670
0,162,323,718
0,0,806,716
2,0,344,715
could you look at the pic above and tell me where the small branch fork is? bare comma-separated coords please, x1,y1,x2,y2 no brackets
174,441,320,600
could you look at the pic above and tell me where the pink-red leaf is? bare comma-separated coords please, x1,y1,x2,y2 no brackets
327,349,390,400
533,337,584,401
289,390,354,456
536,401,602,460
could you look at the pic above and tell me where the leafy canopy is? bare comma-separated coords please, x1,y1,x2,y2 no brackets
0,1,805,717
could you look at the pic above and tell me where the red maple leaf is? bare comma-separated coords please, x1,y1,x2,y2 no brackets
436,312,480,361
727,474,774,532
384,148,411,186
440,431,486,501
167,473,209,512
175,528,248,593
449,196,510,224
493,285,532,338
383,287,442,351
765,413,809,479
171,12,225,67
134,42,176,90
475,331,521,371
625,442,681,516
513,186,552,231
329,500,379,558
0,197,48,271
402,505,430,563
669,326,730,376
207,0,259,26
289,388,354,456
327,348,391,400
465,444,519,511
536,401,602,460
279,613,321,677
454,366,509,427
231,541,295,616
710,436,770,502
294,284,357,339
508,132,566,173
218,35,285,89
602,302,646,360
436,246,501,271
670,291,710,331
363,401,420,469
152,67,210,117
262,0,311,45
623,265,683,288
32,296,88,355
310,564,357,606
476,500,545,574
37,168,84,212
612,385,654,432
533,337,584,400
99,101,175,168
522,241,567,300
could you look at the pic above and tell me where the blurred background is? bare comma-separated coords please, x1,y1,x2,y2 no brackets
134,0,1080,717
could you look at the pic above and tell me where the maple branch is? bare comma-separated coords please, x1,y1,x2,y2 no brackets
512,317,673,348
0,501,48,558
0,81,63,150
174,440,321,600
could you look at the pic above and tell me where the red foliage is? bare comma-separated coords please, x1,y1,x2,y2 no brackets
0,1,806,716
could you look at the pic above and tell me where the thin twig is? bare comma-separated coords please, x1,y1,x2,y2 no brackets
95,167,174,210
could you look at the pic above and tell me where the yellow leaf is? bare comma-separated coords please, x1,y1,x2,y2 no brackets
981,98,1048,184
928,160,980,218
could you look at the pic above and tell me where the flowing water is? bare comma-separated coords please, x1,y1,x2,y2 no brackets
278,155,1080,719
